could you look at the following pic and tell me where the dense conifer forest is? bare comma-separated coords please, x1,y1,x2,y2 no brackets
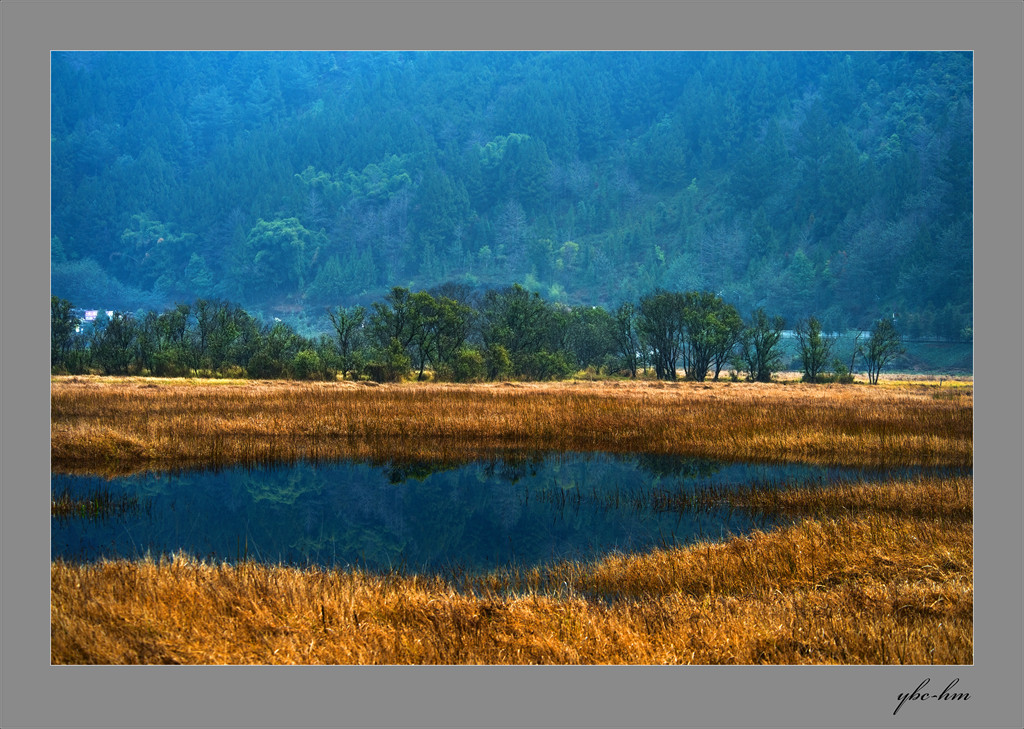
51,51,972,346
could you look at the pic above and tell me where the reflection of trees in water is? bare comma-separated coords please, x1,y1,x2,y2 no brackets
621,453,724,480
288,529,337,563
365,451,719,490
241,462,324,506
132,472,173,501
218,463,408,566
61,453,916,573
483,454,544,483
384,460,461,483
342,469,406,536
301,499,325,536
486,477,522,531
312,469,409,567
218,472,246,515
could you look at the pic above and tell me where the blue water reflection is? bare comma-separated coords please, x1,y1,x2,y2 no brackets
51,453,960,575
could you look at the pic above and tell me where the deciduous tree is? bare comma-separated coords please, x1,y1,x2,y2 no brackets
736,308,785,382
796,316,837,382
611,301,640,378
864,318,904,384
51,296,80,372
327,305,366,380
680,291,744,381
637,290,686,380
91,311,138,375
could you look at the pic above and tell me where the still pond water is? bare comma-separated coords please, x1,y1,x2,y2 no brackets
52,453,952,575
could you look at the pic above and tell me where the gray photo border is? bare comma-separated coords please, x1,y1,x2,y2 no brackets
3,2,1021,728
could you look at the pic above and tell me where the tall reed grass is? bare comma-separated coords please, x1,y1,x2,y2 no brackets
51,377,972,475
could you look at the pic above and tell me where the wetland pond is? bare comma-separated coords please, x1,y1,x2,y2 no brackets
52,452,959,576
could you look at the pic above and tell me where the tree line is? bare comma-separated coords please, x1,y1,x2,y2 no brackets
51,287,904,384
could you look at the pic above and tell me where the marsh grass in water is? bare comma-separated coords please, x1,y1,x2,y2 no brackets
51,482,150,522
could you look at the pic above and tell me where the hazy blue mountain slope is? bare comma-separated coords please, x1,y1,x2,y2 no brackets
51,51,972,340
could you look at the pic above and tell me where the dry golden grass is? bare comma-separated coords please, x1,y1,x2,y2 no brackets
51,475,971,665
51,376,972,474
50,376,972,665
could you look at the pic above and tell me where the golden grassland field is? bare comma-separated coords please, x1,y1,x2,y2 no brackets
51,375,972,473
50,375,973,664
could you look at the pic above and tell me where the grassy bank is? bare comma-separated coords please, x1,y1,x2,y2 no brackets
51,474,971,664
51,376,972,475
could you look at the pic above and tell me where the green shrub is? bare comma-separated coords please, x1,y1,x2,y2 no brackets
832,362,855,384
519,350,574,381
152,347,190,377
450,347,486,383
290,349,324,380
246,351,285,379
802,364,855,385
218,365,246,380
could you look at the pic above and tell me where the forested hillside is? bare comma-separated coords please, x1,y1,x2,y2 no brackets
51,51,972,339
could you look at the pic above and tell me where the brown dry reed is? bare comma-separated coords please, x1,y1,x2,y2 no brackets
51,474,971,665
51,377,972,475
50,377,972,664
